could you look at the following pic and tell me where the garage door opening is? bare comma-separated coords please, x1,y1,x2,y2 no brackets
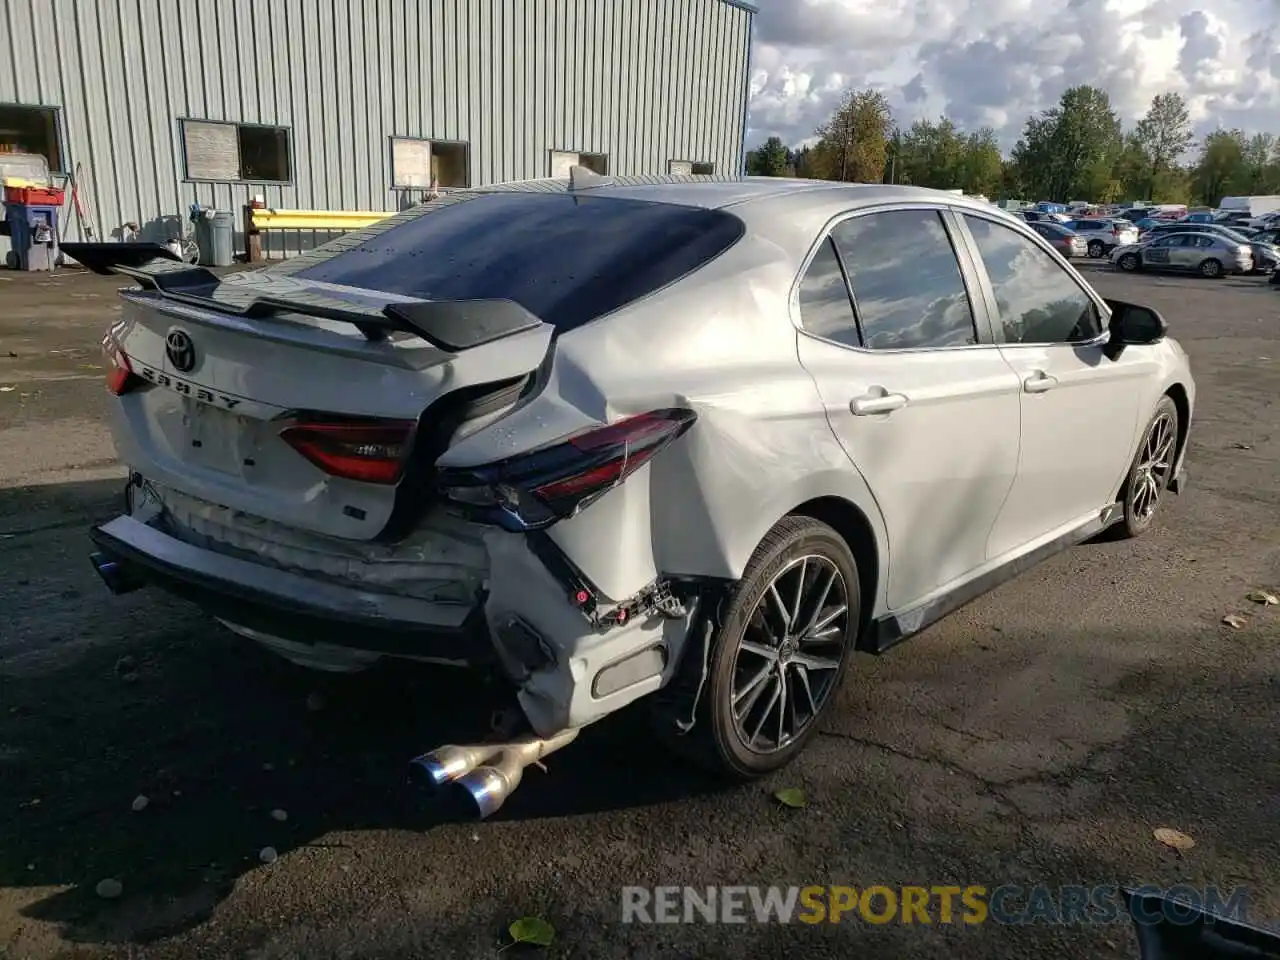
0,104,63,172
669,160,715,176
550,150,610,178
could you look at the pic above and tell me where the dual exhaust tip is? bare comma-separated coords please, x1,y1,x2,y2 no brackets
409,728,580,819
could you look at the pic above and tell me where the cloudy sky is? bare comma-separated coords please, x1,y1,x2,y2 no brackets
745,0,1280,152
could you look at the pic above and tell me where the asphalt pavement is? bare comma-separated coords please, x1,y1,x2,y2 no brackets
1,263,1277,960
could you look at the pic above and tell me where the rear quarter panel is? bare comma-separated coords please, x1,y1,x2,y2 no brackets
437,236,891,609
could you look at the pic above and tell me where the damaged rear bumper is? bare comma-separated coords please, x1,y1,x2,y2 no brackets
89,516,492,664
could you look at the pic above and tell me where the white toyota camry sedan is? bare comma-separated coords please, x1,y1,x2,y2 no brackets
66,171,1194,817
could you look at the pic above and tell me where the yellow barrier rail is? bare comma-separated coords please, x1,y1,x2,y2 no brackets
249,208,395,231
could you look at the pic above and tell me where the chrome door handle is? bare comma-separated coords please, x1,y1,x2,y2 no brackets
1023,372,1058,393
851,392,908,415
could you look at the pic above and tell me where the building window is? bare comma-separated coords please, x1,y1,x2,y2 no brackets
0,104,63,172
390,137,470,189
550,150,609,178
181,119,291,183
668,160,715,175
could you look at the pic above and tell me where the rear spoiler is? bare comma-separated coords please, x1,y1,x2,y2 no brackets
59,241,544,351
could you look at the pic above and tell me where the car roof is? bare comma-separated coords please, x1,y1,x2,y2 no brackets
473,173,1027,261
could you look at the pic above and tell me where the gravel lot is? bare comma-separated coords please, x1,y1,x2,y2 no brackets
1,263,1277,960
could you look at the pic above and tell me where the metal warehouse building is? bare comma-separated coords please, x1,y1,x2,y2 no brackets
0,0,755,257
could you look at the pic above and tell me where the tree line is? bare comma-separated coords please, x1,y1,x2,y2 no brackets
746,86,1280,206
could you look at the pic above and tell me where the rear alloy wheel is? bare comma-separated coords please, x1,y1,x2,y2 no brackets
1087,240,1104,258
657,516,859,779
1118,253,1140,271
1114,396,1179,539
1199,258,1223,278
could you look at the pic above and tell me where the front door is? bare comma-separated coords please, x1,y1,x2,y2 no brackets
793,207,1022,611
957,213,1147,557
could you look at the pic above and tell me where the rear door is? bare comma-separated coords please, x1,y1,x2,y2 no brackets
793,205,1022,611
1142,235,1180,269
954,213,1146,557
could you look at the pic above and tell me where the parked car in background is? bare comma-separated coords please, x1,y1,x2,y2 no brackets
1063,218,1139,257
1213,211,1255,229
64,174,1196,814
1179,212,1215,224
1112,232,1253,277
1139,222,1255,245
1027,220,1087,258
1018,210,1071,224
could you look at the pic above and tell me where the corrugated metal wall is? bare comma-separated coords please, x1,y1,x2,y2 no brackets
0,0,753,259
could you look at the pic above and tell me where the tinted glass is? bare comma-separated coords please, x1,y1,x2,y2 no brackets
1037,223,1071,238
286,192,745,332
1077,220,1102,230
963,215,1102,345
831,210,977,350
797,238,859,346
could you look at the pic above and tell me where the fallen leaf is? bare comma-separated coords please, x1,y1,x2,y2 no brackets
1222,614,1248,629
0,386,14,393
1245,590,1278,606
508,916,555,947
774,787,808,809
1154,827,1195,852
1231,442,1253,450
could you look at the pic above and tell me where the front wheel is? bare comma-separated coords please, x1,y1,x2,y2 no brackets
1199,258,1223,278
1113,397,1179,540
656,516,860,780
1087,240,1104,258
1118,253,1141,271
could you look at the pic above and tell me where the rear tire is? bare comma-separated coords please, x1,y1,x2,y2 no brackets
1113,397,1179,540
1199,258,1222,278
1087,240,1104,258
654,516,860,780
1118,253,1140,271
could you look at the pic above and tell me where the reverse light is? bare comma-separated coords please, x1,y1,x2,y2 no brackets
437,408,697,532
279,417,417,485
102,331,143,396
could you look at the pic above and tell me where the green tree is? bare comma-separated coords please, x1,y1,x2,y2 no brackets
1011,86,1122,201
1236,133,1279,193
895,117,966,188
1132,92,1194,199
1191,130,1245,205
746,136,792,177
812,88,894,183
959,128,1003,196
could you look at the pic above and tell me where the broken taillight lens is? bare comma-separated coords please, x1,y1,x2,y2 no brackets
279,417,417,485
437,408,697,531
102,331,143,396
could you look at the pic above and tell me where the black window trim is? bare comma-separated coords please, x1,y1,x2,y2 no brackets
178,116,294,186
949,209,1111,350
789,201,998,355
0,101,68,174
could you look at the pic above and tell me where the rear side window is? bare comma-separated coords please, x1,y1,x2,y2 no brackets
831,209,978,350
284,192,745,332
797,238,859,346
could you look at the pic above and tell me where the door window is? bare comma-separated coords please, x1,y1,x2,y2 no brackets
797,238,859,346
830,209,977,350
963,215,1103,345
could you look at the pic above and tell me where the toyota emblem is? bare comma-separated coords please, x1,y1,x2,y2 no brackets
165,329,196,373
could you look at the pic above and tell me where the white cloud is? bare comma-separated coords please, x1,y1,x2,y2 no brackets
746,0,1280,152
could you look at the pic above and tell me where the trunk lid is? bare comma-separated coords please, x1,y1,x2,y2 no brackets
83,250,552,543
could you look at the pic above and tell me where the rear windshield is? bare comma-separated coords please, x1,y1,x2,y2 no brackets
287,192,745,332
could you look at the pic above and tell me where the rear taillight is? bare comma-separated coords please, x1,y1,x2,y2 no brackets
438,408,697,531
279,417,417,485
102,331,142,396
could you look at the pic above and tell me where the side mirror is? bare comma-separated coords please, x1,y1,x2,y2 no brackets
1102,299,1168,360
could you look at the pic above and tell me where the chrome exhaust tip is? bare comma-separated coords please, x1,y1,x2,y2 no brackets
408,744,499,791
408,728,580,819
